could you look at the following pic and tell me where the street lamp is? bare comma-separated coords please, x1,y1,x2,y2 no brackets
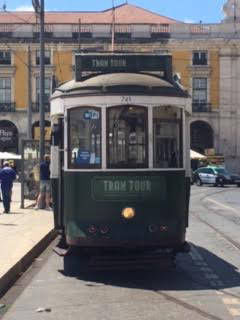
111,0,115,52
33,0,45,162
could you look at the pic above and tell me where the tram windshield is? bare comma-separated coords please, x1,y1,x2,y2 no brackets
67,105,183,170
107,106,148,168
68,107,101,168
153,106,182,168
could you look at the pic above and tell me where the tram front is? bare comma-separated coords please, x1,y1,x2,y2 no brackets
50,53,191,255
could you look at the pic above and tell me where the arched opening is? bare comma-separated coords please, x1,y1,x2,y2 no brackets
190,120,214,154
0,120,19,153
32,120,51,141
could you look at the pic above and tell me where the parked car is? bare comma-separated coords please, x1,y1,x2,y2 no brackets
193,166,232,187
229,172,240,187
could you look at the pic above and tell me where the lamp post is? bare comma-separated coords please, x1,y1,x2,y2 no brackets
111,0,115,52
33,0,45,162
27,45,32,139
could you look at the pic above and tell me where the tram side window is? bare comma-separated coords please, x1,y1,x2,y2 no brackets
68,107,101,168
107,106,148,168
153,106,182,168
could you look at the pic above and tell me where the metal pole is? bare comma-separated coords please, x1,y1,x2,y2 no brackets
111,0,115,52
78,18,81,52
39,0,45,162
27,46,32,139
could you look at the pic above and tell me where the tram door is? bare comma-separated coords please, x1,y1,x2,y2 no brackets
51,118,64,230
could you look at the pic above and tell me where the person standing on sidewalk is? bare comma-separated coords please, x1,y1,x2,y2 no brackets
0,163,2,202
0,161,16,213
34,154,51,211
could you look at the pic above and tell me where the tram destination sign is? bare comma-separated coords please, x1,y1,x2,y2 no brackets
92,175,167,201
75,54,172,81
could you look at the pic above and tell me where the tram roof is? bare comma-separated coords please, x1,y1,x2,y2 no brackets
51,72,188,99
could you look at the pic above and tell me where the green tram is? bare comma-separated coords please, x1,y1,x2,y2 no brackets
50,53,191,258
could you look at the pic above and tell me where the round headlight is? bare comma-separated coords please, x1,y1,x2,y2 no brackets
121,207,135,219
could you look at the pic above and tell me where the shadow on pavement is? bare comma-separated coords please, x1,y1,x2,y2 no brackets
58,242,240,292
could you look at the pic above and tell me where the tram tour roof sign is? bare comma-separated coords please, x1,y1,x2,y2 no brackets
75,53,172,81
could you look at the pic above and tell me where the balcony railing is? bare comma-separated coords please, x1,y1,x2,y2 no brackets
192,58,208,65
0,102,16,112
32,102,50,112
192,103,212,112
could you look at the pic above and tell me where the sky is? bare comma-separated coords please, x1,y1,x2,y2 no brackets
3,0,227,24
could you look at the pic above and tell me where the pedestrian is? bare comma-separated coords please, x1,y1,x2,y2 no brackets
0,161,16,213
34,154,51,211
0,168,2,203
0,162,2,202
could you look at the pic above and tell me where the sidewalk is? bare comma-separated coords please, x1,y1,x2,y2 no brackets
0,183,56,296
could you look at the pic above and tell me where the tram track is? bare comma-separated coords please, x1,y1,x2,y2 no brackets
153,291,224,320
195,213,240,251
190,186,235,199
189,186,240,301
131,276,226,320
177,261,240,301
192,187,240,252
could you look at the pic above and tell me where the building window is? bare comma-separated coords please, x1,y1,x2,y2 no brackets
0,78,11,103
0,51,11,65
36,76,51,103
192,51,208,65
192,77,208,111
36,50,51,65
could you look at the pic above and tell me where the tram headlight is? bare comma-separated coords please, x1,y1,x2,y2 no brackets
121,207,135,219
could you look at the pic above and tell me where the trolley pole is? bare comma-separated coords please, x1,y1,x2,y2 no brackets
39,0,45,162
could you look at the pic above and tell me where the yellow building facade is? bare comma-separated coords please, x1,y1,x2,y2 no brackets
0,2,239,170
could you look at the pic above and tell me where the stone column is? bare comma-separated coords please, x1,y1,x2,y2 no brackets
219,46,240,171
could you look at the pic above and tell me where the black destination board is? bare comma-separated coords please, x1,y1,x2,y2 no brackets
75,53,172,81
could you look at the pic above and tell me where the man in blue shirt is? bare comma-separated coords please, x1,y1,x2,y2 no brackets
35,154,51,210
0,161,16,213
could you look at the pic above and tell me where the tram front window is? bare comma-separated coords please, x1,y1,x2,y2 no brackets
107,106,148,168
153,106,182,168
68,107,101,168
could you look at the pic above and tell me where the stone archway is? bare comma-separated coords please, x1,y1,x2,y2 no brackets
0,120,19,153
190,120,214,154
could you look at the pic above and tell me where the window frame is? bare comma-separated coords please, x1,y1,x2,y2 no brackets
153,107,183,169
67,106,102,169
0,77,11,103
0,51,11,65
192,51,208,66
205,168,214,174
106,105,149,169
36,76,52,103
192,77,208,104
36,49,51,65
65,104,185,171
